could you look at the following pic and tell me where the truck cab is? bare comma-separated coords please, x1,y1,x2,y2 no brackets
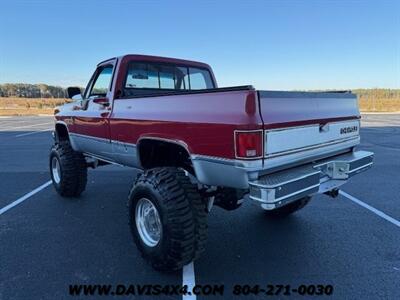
50,54,373,271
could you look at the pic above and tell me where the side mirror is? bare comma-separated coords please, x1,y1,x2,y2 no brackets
67,87,82,98
93,97,110,107
72,94,83,101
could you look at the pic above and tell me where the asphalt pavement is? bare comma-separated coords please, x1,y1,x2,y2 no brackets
0,114,399,300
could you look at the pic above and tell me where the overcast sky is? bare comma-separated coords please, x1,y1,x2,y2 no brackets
0,0,399,90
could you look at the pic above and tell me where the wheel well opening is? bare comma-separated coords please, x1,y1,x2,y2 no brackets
138,139,194,174
55,124,69,141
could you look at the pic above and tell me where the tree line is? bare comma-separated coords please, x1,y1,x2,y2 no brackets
0,83,399,100
0,83,82,98
353,88,400,100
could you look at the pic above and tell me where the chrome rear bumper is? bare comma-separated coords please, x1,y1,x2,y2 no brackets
248,150,373,209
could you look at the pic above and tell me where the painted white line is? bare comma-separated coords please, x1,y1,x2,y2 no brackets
340,190,400,228
0,122,53,130
0,181,52,215
183,262,196,300
0,118,52,128
0,121,28,127
15,128,52,137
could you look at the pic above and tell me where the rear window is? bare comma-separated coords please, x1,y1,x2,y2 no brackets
125,62,214,91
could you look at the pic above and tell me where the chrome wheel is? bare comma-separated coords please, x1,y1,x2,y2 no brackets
135,198,162,247
51,156,61,184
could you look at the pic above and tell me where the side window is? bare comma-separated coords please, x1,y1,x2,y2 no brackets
188,67,214,90
89,66,113,97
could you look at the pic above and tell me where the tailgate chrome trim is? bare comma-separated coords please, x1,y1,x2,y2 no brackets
264,135,359,158
264,120,360,157
263,137,360,172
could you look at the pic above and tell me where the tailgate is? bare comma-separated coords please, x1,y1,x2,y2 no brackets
257,91,360,162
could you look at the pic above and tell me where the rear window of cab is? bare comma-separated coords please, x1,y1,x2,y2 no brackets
124,62,215,91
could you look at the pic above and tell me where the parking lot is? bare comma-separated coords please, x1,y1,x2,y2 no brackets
0,114,399,299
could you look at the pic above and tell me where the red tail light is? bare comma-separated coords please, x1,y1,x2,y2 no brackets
234,130,263,159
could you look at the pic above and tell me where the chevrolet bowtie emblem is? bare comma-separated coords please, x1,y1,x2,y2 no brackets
319,124,329,132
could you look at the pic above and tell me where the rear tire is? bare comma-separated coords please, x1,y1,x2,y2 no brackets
128,167,207,271
174,170,208,260
49,141,87,197
264,196,311,218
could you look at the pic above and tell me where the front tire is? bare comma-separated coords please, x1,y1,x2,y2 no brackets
128,167,207,271
49,141,87,197
264,196,311,218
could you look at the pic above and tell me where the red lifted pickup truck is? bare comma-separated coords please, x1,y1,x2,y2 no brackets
50,54,373,271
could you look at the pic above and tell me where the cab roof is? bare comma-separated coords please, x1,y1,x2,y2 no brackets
98,54,212,70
